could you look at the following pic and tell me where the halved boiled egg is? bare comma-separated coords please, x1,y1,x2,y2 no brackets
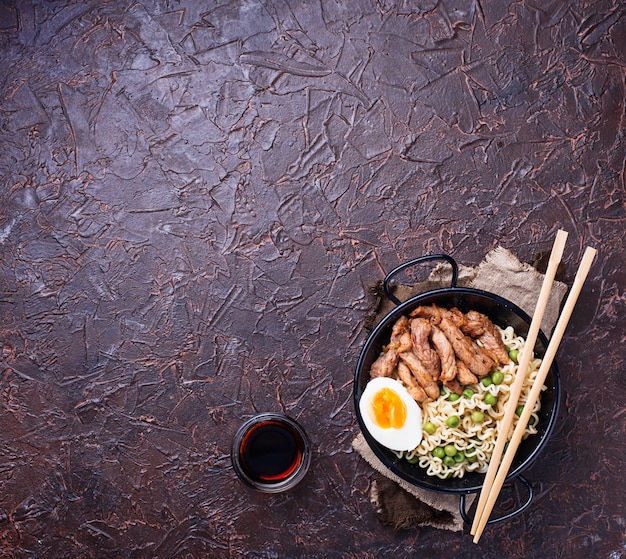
359,377,423,451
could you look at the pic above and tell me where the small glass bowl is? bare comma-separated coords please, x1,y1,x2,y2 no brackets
231,412,311,493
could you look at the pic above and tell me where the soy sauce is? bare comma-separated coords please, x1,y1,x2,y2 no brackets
239,420,303,482
232,412,311,492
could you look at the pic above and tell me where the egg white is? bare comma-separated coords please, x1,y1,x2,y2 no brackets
359,377,423,451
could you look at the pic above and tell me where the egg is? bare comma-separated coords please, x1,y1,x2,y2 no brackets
359,377,423,451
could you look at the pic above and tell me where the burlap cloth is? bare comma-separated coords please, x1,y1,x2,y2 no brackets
353,246,568,531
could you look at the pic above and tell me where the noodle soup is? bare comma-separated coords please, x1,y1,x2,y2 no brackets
354,284,561,494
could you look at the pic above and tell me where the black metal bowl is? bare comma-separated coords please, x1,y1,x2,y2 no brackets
354,255,561,496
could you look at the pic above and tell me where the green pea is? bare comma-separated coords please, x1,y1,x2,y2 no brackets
448,393,461,402
440,386,447,397
529,415,536,425
466,453,478,463
515,405,525,417
446,415,460,428
471,411,485,424
491,371,504,385
423,421,436,435
443,456,456,467
484,393,497,406
433,447,446,459
453,451,465,463
406,454,420,464
508,348,519,362
444,444,457,457
462,388,475,399
480,376,493,387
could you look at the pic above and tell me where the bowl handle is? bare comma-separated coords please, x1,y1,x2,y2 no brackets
459,475,534,526
383,254,459,306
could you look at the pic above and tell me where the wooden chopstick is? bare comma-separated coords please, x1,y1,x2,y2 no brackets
472,245,597,542
469,229,569,537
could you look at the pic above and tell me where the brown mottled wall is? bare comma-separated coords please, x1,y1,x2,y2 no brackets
0,1,624,558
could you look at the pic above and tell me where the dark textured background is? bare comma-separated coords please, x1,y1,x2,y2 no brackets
0,1,624,557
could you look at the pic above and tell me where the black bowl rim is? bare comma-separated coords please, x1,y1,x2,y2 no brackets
354,286,561,494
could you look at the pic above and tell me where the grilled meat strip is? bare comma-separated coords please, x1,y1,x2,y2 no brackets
396,361,429,402
462,310,511,366
441,307,466,327
409,304,442,323
429,324,457,382
370,347,398,378
409,318,441,381
438,316,496,378
443,376,463,395
399,351,440,400
456,359,479,385
386,315,413,353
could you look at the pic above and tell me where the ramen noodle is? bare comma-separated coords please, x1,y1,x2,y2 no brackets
396,325,544,479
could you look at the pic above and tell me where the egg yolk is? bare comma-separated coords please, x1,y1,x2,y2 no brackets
369,387,407,429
